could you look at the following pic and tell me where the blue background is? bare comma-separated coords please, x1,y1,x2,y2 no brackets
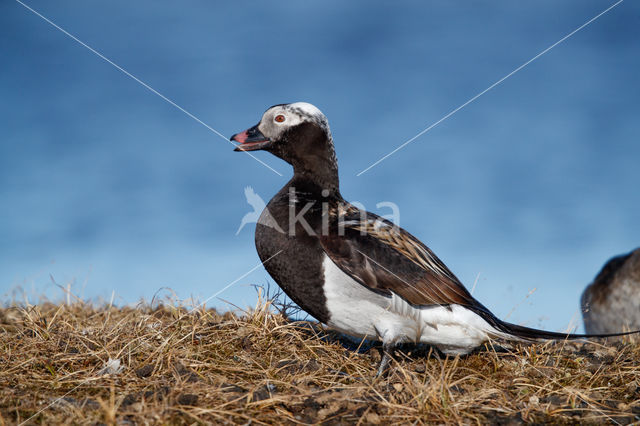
1,1,638,332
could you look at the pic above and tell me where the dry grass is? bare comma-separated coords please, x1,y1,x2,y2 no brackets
2,290,640,425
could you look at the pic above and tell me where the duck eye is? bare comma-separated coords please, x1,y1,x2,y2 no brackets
274,114,286,123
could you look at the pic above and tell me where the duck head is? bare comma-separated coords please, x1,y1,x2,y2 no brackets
231,102,339,191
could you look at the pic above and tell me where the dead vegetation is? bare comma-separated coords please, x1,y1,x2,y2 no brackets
1,290,640,425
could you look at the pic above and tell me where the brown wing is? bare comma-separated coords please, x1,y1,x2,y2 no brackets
321,206,640,341
319,206,484,309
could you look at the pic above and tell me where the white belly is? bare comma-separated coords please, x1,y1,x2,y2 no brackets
322,255,500,354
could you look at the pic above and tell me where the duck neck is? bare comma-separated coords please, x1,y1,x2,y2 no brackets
292,155,340,196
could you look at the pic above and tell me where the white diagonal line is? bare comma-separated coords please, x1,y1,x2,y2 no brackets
13,3,282,422
15,0,282,177
198,250,283,307
112,250,284,360
357,0,624,176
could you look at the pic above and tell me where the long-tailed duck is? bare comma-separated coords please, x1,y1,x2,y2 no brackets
582,248,640,335
231,102,637,374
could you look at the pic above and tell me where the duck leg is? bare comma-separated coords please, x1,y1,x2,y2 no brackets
376,342,395,377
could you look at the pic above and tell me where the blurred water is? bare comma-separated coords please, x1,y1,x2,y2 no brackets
1,1,639,332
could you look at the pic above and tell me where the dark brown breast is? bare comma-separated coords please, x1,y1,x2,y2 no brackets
254,180,331,323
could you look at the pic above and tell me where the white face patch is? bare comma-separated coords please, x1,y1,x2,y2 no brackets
257,102,331,142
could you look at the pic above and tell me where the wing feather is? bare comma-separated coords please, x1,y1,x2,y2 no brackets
319,206,480,308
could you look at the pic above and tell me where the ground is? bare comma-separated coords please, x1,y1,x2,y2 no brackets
2,292,640,424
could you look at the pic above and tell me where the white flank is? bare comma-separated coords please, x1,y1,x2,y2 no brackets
322,255,501,354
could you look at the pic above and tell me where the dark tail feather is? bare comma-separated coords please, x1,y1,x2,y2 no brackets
467,302,640,342
497,319,640,342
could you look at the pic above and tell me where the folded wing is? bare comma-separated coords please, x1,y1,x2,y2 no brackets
319,206,491,313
